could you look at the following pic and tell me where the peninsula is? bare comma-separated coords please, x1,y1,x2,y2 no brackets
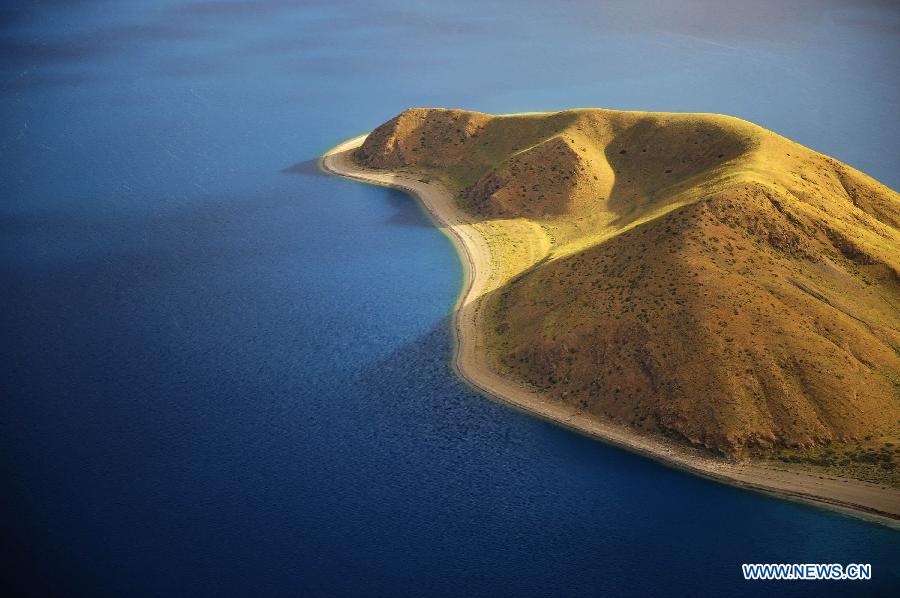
323,108,900,522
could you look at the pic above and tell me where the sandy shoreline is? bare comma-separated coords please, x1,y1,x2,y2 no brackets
322,134,900,527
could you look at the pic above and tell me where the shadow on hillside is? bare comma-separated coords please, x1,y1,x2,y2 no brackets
602,117,751,229
386,111,755,234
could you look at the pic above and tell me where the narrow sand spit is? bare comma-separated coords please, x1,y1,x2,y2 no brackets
322,135,900,526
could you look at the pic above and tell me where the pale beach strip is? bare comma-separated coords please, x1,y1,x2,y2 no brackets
322,134,900,527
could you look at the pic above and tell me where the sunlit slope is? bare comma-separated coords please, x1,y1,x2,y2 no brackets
356,108,900,456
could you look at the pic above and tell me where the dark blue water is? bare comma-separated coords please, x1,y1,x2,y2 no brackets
2,1,898,596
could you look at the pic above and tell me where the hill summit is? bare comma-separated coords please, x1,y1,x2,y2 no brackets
355,108,900,461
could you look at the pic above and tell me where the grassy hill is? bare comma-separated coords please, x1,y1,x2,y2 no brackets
355,108,900,481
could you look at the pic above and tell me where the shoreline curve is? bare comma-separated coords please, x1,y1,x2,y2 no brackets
322,134,900,527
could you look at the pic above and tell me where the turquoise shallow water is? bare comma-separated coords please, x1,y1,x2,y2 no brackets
1,1,898,596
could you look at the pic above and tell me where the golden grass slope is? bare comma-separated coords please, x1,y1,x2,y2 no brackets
356,108,900,460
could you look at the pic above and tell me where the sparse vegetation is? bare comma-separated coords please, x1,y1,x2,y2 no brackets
355,107,900,480
762,433,900,487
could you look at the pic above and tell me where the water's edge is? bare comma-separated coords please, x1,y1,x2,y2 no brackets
321,134,900,530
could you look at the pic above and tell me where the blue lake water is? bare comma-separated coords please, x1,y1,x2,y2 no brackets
2,1,898,595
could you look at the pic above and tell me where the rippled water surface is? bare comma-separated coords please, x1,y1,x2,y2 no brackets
2,1,898,595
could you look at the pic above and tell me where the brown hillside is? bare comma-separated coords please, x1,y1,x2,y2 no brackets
355,108,900,459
